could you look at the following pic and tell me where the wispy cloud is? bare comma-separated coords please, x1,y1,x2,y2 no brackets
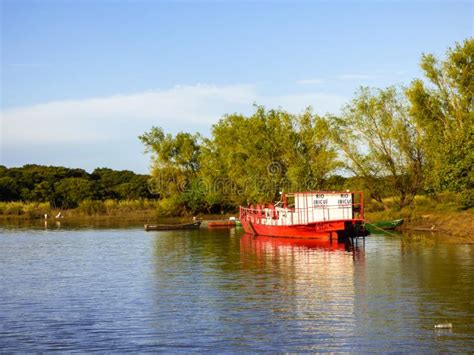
296,78,325,85
1,84,257,144
1,84,349,171
2,83,347,146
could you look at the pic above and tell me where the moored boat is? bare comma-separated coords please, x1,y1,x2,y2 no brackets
239,191,367,240
365,219,404,232
144,221,201,231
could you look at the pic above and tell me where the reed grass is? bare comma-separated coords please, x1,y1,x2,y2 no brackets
0,199,159,218
0,202,52,218
76,199,159,216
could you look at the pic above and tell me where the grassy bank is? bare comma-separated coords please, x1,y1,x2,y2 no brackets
0,200,159,220
0,200,237,223
365,193,474,241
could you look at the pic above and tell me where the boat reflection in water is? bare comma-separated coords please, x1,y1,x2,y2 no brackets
239,233,366,271
240,233,365,259
239,233,366,345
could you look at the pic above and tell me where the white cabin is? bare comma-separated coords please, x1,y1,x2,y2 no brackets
261,192,355,226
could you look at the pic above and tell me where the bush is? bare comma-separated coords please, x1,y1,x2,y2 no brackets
156,196,184,216
77,200,106,215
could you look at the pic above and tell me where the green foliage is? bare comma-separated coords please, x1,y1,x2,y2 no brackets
140,106,340,215
406,38,473,206
155,196,185,216
139,127,200,214
0,177,19,201
0,165,155,208
54,178,96,209
328,86,424,209
207,106,340,205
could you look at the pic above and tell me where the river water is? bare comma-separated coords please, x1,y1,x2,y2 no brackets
1,222,473,352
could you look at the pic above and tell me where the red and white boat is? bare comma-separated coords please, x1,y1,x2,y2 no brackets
239,191,367,240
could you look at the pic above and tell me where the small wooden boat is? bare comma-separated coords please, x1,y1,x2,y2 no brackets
365,219,404,232
144,221,201,231
207,220,236,228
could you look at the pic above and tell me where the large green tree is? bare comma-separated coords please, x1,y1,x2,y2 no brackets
199,106,339,207
139,107,340,215
329,87,424,209
139,127,202,214
405,38,473,207
0,176,19,201
54,178,96,209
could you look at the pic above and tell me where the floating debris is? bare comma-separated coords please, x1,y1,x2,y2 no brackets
434,323,452,329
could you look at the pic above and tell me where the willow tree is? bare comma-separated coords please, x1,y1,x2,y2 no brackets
139,126,202,214
286,108,341,191
207,107,294,205
329,87,424,210
205,106,339,206
405,38,473,208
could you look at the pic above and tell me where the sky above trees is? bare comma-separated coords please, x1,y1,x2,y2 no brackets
1,0,472,173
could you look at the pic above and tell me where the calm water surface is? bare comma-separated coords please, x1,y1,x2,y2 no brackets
1,222,473,352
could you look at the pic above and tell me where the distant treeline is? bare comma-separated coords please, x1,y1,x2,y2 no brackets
139,39,473,215
0,165,155,209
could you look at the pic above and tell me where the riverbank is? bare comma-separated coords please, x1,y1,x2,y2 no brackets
1,197,472,242
365,195,474,242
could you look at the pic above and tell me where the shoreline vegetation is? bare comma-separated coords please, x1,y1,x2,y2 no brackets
0,194,472,242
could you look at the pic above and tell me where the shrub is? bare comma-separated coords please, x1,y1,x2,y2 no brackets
78,200,106,215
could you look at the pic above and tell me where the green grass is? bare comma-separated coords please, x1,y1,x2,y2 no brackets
0,199,159,219
0,201,52,218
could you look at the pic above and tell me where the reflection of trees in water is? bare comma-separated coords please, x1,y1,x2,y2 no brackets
151,229,244,280
399,235,474,334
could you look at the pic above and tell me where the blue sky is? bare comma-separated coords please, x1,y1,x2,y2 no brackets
1,0,472,173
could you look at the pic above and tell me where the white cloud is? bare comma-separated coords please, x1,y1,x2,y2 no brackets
2,84,257,144
1,83,347,146
296,78,325,85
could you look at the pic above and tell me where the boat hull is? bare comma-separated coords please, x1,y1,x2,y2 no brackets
144,221,201,231
366,219,404,232
242,219,361,240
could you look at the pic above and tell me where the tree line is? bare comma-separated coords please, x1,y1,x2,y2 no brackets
140,39,473,215
0,165,154,209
